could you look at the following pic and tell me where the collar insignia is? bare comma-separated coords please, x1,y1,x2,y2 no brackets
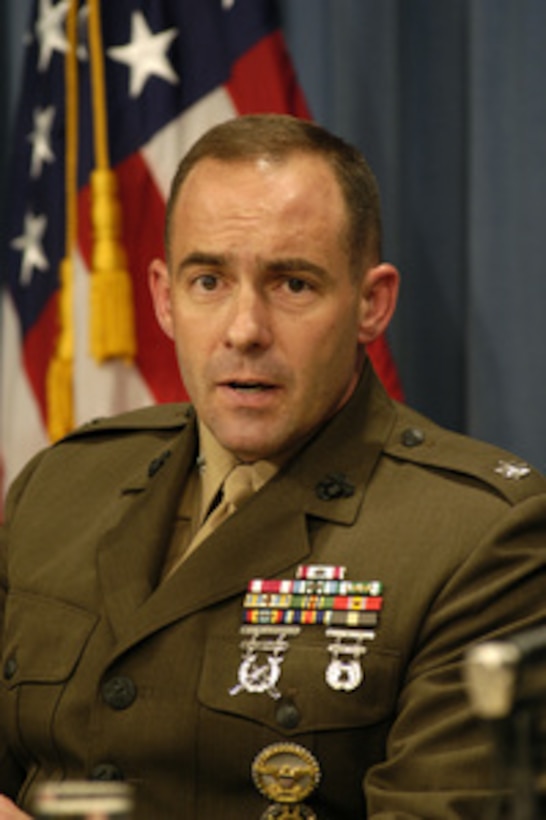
315,473,355,501
494,459,532,480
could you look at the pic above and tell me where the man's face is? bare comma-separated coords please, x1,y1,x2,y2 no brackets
150,153,383,462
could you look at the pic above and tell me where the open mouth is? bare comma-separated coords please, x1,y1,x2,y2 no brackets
226,381,276,392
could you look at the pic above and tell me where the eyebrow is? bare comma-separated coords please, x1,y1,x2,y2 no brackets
176,252,226,277
175,252,328,282
265,257,328,278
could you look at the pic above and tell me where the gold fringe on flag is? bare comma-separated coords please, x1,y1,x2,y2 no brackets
46,0,78,441
88,0,136,363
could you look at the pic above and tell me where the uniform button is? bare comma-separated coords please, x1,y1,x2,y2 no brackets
89,763,125,781
3,656,17,680
102,676,137,710
275,699,301,729
401,427,425,447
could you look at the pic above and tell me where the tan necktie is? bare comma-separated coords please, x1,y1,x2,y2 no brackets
162,458,279,582
183,463,258,559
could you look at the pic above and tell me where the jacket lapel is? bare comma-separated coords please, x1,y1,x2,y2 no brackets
96,418,197,642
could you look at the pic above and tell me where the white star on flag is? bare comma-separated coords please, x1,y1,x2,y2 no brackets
107,11,179,98
28,106,56,178
34,0,69,72
10,212,50,286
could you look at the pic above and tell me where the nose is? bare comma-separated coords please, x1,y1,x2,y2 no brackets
224,284,273,352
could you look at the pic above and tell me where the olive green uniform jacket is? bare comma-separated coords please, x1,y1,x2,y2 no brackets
2,364,546,819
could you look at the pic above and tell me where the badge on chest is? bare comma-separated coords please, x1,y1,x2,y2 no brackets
229,564,384,697
252,741,321,819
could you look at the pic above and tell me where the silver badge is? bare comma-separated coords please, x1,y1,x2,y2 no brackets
230,626,300,700
494,459,532,480
325,628,375,692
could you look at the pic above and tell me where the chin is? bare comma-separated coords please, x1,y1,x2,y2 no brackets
210,422,269,457
231,443,269,462
225,437,277,463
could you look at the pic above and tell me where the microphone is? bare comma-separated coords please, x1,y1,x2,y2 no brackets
465,624,546,719
464,625,546,820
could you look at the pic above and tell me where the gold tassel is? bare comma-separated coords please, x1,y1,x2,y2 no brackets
89,169,136,362
88,0,136,363
46,0,78,441
46,257,75,440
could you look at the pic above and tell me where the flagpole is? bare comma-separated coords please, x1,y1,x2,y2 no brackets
46,0,78,441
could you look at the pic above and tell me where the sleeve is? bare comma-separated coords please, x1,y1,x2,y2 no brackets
0,455,46,799
365,492,546,819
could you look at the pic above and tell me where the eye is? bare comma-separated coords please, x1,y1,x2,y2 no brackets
284,276,311,294
194,273,219,291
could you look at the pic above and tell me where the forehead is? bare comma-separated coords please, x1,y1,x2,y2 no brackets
172,153,346,223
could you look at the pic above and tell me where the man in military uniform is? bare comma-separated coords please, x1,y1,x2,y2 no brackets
1,114,546,819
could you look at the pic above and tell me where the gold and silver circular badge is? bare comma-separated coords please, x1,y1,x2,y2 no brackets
252,742,320,819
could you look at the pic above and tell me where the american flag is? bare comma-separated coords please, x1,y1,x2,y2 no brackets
1,0,402,506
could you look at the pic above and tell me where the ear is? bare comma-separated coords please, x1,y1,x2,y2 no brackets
357,263,400,344
148,258,175,340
